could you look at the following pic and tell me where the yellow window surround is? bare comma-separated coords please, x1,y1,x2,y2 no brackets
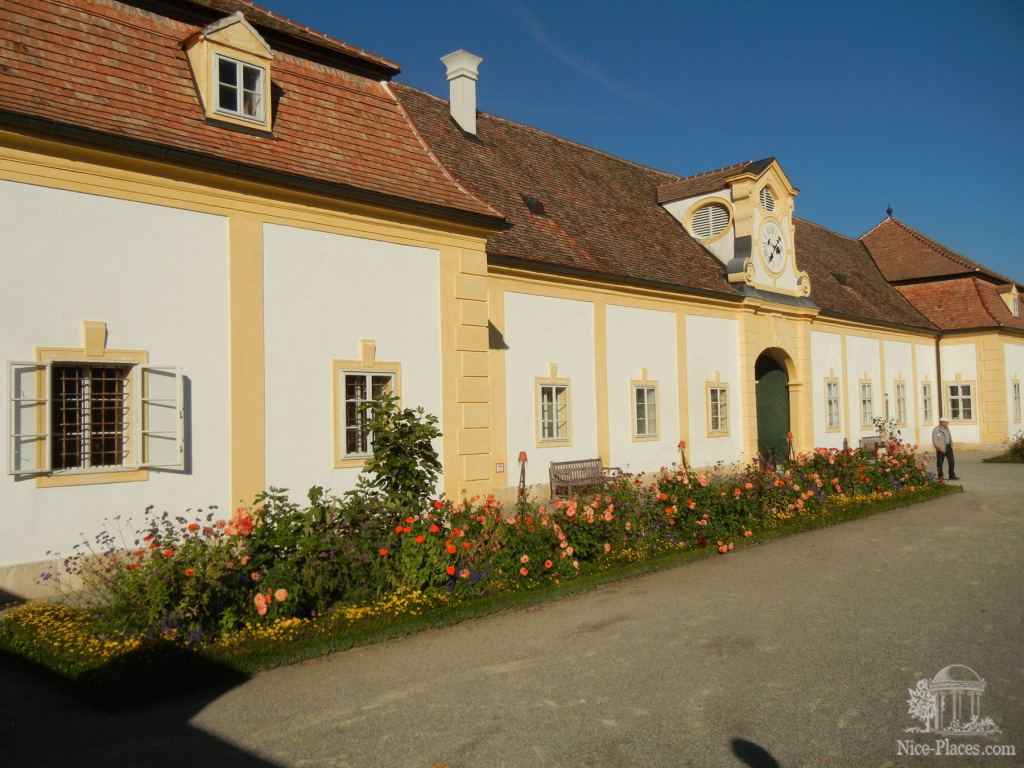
332,339,402,469
535,363,572,448
942,373,977,425
34,321,149,488
630,367,660,442
184,12,274,133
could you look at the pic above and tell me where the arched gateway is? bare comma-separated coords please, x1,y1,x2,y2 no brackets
755,349,793,462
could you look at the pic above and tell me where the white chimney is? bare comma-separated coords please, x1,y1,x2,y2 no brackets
441,49,482,135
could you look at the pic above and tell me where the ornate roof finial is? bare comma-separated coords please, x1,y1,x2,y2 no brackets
886,204,893,218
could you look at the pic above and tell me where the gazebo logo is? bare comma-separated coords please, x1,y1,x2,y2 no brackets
905,665,1001,736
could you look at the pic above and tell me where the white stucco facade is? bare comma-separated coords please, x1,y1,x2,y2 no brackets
938,342,981,444
1003,341,1024,439
262,224,443,496
685,314,742,467
503,292,597,485
915,343,939,443
605,304,680,472
810,330,844,448
882,340,915,440
0,180,231,567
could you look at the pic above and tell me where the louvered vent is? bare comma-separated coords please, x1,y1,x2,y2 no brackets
690,203,729,239
759,187,775,212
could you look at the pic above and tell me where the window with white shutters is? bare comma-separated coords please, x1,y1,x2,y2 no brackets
759,186,776,212
690,203,730,240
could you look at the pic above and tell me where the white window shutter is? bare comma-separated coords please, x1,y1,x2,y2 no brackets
8,361,50,476
137,365,184,470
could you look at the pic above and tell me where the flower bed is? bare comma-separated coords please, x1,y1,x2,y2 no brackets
0,437,959,700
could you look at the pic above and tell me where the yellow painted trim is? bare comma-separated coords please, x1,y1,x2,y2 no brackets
35,344,149,488
824,374,841,433
675,311,689,464
630,377,661,442
331,358,402,469
229,215,265,505
705,376,730,438
487,284,509,488
593,300,610,462
534,373,572,448
684,196,734,245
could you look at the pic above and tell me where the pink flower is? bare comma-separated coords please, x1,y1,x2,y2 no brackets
603,543,611,553
254,593,267,615
519,567,529,576
520,554,529,564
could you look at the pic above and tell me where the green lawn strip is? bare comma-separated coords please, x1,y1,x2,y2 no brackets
982,453,1024,463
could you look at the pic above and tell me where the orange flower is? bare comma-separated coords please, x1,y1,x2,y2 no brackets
402,526,412,534
274,588,288,602
519,567,529,576
429,523,440,534
544,559,553,569
446,565,456,576
183,567,196,577
432,500,444,510
446,544,457,555
187,522,200,532
415,535,425,544
603,543,611,553
162,548,175,558
254,593,267,616
240,555,250,565
251,571,261,581
127,562,140,570
394,525,404,534
405,516,415,524
460,568,470,579
520,554,529,564
378,548,389,557
462,541,471,548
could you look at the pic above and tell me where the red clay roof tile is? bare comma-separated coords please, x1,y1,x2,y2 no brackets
896,277,1024,332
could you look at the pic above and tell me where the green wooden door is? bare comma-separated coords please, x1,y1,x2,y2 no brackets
756,368,790,461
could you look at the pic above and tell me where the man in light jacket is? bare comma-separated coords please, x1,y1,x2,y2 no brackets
931,418,959,480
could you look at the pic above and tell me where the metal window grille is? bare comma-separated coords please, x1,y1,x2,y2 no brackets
51,364,129,470
540,384,568,440
635,386,657,436
343,372,393,457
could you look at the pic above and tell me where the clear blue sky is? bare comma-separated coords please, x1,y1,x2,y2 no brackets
273,0,1023,280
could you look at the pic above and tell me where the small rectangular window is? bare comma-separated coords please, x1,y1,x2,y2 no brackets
709,386,729,434
825,378,841,430
860,381,874,427
215,55,265,121
947,383,973,421
342,371,395,458
894,381,907,426
634,384,658,438
539,384,569,441
922,382,933,423
1013,382,1022,423
52,363,130,469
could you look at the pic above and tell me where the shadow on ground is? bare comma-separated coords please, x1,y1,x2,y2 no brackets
731,737,782,767
0,648,282,768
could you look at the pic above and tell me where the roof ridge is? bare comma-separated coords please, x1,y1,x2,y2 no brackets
889,217,980,272
859,216,892,240
672,159,752,183
795,216,859,244
382,82,505,222
393,84,681,181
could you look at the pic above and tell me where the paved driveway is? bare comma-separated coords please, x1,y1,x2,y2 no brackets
2,453,1021,767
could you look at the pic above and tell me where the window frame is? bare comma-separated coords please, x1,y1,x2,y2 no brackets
534,377,572,448
859,379,874,429
921,380,933,424
685,197,733,244
1013,379,1022,423
631,380,660,442
824,376,841,432
944,380,976,424
894,379,908,427
213,53,267,124
332,359,401,468
706,382,730,437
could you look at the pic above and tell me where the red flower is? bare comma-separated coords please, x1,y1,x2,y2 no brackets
394,525,404,534
446,565,456,576
405,516,415,524
162,548,175,558
402,526,412,534
429,524,440,534
432,500,444,510
183,567,196,577
544,559,553,569
127,562,140,570
446,544,457,555
378,548,389,557
415,535,425,544
187,523,200,532
519,567,529,576
462,541,471,548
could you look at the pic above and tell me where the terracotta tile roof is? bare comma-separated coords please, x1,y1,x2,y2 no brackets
861,216,1021,286
794,219,935,330
895,277,1024,332
657,158,776,204
393,84,738,298
186,0,400,74
0,0,501,224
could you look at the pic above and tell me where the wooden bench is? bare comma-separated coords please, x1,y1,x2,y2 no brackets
859,436,883,452
549,458,620,499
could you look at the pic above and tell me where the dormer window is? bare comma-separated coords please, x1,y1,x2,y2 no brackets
759,186,775,212
216,55,265,121
689,202,730,241
184,12,274,132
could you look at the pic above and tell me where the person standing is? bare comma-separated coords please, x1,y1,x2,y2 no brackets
931,418,959,480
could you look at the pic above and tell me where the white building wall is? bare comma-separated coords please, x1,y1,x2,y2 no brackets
810,330,844,449
504,293,596,485
685,314,742,467
1003,342,1024,439
0,181,230,567
605,304,679,473
661,189,736,265
915,343,939,443
263,224,442,495
882,340,915,441
938,342,981,444
845,335,881,436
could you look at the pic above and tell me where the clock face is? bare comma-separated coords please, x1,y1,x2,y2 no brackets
761,220,786,274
